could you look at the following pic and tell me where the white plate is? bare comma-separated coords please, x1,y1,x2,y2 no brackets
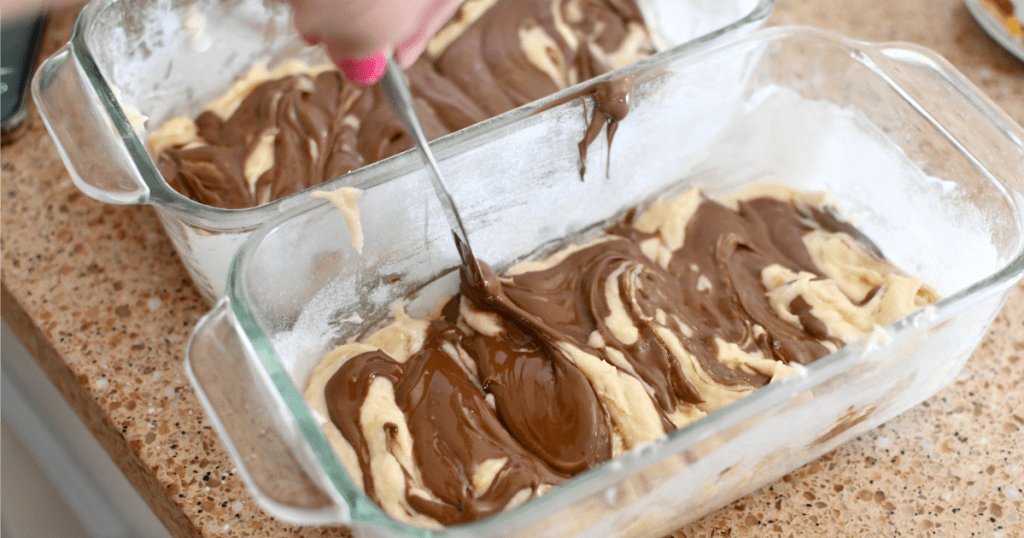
965,0,1024,62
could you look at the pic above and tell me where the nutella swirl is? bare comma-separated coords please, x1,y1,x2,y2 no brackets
309,187,939,527
153,0,655,209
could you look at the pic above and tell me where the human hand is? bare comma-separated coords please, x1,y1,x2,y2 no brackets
287,0,463,85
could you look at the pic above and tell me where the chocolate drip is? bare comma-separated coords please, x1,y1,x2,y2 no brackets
577,78,634,180
156,0,654,209
323,195,897,526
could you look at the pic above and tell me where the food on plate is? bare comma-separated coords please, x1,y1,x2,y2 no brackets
303,184,940,527
981,0,1024,41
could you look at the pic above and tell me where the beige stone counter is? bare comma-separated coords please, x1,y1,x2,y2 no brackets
2,1,1022,537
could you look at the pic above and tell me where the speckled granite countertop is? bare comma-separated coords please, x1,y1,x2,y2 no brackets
2,1,1022,537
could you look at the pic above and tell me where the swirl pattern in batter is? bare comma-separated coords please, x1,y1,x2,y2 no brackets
150,0,656,208
304,185,939,527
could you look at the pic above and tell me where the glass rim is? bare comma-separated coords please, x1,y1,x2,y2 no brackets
64,0,777,231
221,25,1024,535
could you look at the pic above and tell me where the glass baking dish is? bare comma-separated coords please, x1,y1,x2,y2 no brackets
31,0,774,303
183,26,1024,536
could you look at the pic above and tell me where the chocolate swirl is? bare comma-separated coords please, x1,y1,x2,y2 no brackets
316,191,939,526
154,0,655,209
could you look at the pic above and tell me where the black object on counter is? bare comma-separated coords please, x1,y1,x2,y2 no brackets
2,15,48,144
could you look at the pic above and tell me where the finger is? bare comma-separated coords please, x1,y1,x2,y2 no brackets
290,0,382,61
394,0,464,67
395,37,429,68
330,49,388,86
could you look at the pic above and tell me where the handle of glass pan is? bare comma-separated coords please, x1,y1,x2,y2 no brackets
32,44,152,205
185,298,349,525
865,42,1024,195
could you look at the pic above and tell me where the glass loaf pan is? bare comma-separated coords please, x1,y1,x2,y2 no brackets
185,27,1024,538
31,0,774,303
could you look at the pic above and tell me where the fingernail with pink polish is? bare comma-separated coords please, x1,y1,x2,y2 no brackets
338,53,387,86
